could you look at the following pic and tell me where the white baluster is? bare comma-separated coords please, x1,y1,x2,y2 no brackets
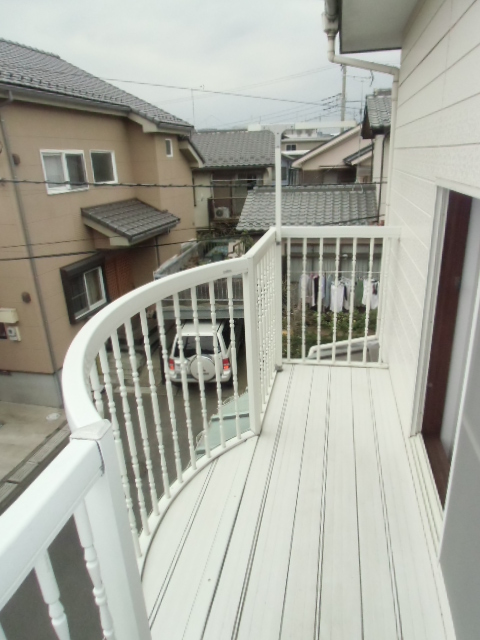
227,277,241,440
316,238,324,363
156,301,183,482
286,237,291,361
124,318,159,518
209,281,225,448
139,309,170,499
332,237,341,364
363,237,375,363
110,333,150,534
98,345,141,557
34,552,71,640
89,361,104,418
347,237,358,364
173,293,196,470
191,286,211,457
74,501,115,639
301,237,307,362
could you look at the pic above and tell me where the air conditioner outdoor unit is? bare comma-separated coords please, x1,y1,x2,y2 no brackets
214,207,230,219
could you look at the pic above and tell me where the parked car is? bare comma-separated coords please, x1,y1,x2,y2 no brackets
168,320,244,385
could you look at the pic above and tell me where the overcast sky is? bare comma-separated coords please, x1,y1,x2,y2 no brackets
2,0,401,130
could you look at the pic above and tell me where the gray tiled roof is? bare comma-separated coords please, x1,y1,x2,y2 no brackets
365,92,391,131
0,39,190,130
81,199,180,244
191,130,274,168
236,185,378,232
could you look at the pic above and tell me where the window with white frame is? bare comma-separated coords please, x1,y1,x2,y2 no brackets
60,255,108,323
286,144,297,151
41,151,88,194
165,139,173,157
91,151,117,184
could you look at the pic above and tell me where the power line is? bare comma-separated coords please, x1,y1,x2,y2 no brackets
0,212,386,261
101,77,336,108
0,177,386,189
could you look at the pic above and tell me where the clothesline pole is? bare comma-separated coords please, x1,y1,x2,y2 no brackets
301,237,307,362
363,237,375,363
316,238,324,363
347,237,358,363
331,237,341,364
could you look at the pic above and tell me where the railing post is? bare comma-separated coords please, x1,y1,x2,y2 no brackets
70,422,152,640
274,132,284,371
275,239,283,370
243,262,262,435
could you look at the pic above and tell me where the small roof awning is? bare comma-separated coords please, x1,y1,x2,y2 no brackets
81,198,180,247
344,145,373,166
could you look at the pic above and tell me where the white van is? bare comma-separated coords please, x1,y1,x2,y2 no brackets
168,320,244,385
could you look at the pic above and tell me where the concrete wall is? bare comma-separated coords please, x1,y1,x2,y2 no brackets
0,100,196,393
383,0,480,434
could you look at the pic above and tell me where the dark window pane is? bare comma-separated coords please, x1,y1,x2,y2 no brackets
70,274,88,317
84,268,104,306
91,152,115,183
66,154,86,188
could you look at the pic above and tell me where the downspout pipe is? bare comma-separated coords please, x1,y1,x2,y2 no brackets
323,16,399,224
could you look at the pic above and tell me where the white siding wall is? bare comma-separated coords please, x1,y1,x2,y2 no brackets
384,0,480,433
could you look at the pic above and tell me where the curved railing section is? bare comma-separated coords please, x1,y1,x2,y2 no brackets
62,225,400,569
62,228,278,567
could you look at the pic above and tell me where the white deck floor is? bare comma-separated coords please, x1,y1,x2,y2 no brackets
142,365,455,640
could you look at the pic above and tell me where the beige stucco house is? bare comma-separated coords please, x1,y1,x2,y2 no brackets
0,39,202,407
191,129,274,229
292,123,371,184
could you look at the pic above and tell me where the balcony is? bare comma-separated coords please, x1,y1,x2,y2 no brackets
0,226,455,640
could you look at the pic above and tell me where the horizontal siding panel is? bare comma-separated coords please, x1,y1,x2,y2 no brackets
390,171,437,217
438,93,480,146
400,0,452,82
436,144,480,186
399,38,448,108
391,188,434,249
396,75,445,128
451,0,478,28
447,0,480,66
401,0,446,60
396,94,480,149
444,42,480,108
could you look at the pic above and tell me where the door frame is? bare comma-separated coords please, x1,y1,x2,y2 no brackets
411,186,449,437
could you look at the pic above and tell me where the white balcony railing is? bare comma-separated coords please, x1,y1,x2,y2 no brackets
0,225,399,640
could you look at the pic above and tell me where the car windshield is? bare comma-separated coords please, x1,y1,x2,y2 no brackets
174,335,219,358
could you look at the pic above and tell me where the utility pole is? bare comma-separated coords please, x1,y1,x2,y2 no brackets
340,64,347,131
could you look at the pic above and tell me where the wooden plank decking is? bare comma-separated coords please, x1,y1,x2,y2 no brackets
142,365,455,640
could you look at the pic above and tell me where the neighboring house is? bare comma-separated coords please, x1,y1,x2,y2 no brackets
323,0,480,637
237,183,381,280
361,89,392,219
291,124,371,184
281,128,333,159
0,38,202,407
191,129,277,228
236,184,378,234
